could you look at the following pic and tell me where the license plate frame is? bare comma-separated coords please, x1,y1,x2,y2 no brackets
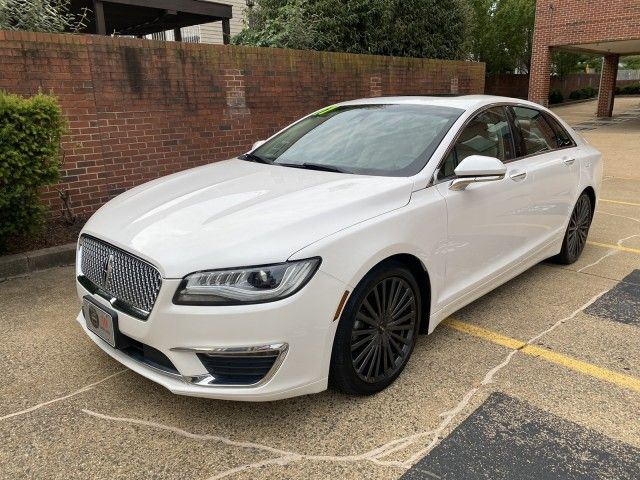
83,296,119,348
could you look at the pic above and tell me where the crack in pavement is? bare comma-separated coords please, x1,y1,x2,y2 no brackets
0,370,127,422
578,210,640,273
81,408,421,478
79,291,607,478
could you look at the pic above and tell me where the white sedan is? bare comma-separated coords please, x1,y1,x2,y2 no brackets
75,95,602,401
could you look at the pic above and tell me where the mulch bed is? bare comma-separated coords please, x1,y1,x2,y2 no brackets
3,217,86,256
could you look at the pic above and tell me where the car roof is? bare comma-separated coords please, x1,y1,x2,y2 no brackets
336,95,546,112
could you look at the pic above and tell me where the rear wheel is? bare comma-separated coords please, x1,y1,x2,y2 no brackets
553,192,592,264
329,261,421,395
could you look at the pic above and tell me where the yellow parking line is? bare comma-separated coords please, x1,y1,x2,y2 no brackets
444,318,525,350
443,319,640,393
586,241,640,255
600,198,640,207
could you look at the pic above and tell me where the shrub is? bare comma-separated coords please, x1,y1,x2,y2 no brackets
548,89,564,104
568,86,598,100
0,91,65,252
620,83,640,95
568,90,581,100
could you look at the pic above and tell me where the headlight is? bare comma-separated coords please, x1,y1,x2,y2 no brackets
173,258,321,305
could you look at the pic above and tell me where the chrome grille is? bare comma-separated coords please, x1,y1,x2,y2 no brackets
79,235,162,317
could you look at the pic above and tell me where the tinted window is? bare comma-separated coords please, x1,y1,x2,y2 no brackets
438,107,514,179
512,106,558,155
253,104,463,177
544,113,576,148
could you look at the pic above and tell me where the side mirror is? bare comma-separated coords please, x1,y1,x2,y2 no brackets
449,155,506,191
251,140,266,151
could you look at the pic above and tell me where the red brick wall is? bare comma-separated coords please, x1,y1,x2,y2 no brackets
0,30,485,218
531,0,640,48
528,0,640,106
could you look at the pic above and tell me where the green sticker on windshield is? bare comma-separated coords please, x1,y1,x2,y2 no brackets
314,104,339,116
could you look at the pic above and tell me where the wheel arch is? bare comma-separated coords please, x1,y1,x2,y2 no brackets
581,185,596,220
359,253,432,334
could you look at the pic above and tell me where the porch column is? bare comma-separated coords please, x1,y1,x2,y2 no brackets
222,19,231,45
528,44,552,106
597,54,619,117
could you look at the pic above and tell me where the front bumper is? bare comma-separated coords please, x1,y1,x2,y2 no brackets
76,269,346,401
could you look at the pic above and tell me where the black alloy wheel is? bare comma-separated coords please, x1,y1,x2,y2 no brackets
553,192,593,264
330,261,421,395
351,277,417,383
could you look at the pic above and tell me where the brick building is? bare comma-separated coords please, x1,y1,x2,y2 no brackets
528,0,640,117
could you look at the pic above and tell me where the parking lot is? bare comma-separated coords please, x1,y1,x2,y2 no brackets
1,98,639,480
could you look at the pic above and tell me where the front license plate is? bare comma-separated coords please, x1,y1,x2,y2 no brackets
83,297,117,347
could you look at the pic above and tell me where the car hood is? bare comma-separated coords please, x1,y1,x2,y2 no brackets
82,159,414,278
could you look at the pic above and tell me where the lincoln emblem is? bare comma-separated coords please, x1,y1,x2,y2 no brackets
103,254,114,289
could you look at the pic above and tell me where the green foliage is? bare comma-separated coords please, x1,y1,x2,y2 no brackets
552,51,601,77
548,89,563,104
620,56,640,70
0,91,65,252
617,83,640,95
233,0,470,60
568,86,598,101
468,0,535,74
0,0,89,33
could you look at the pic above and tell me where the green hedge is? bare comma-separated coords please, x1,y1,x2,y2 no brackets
568,86,598,101
0,91,65,252
548,89,564,104
616,83,640,95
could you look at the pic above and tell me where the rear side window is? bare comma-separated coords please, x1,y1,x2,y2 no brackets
511,106,557,155
544,113,576,148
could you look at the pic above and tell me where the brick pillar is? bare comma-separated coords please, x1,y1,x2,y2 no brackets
224,69,246,108
370,75,382,97
597,54,619,118
528,44,552,106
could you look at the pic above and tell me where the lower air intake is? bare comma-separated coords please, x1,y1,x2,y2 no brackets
196,345,286,386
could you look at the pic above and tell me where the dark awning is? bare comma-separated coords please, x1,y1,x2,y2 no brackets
72,0,232,39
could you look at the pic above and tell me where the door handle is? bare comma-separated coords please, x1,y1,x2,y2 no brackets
509,170,527,182
563,157,576,166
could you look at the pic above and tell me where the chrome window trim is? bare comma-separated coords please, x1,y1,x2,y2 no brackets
429,101,579,187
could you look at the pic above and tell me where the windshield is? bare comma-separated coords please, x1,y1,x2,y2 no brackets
250,104,463,176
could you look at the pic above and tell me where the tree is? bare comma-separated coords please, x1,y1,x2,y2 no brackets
621,55,640,70
233,0,471,60
553,51,601,77
0,0,89,33
468,0,535,74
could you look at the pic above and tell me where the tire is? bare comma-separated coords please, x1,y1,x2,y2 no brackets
552,192,593,265
329,261,421,395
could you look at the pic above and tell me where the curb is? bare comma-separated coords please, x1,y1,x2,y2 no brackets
0,243,76,280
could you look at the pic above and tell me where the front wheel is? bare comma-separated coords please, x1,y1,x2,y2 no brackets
329,261,421,395
552,193,593,264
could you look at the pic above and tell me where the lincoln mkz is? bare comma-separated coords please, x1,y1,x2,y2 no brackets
76,96,602,400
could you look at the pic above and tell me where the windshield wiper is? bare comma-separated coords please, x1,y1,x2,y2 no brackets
277,162,350,174
239,152,271,164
